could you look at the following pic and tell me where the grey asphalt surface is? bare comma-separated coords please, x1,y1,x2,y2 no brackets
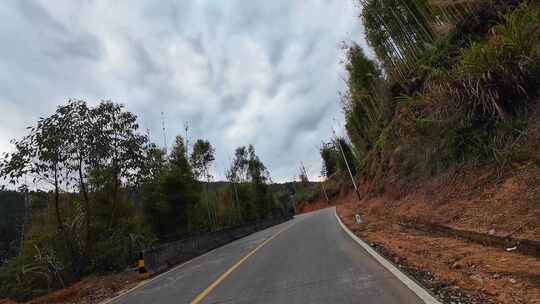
110,207,424,304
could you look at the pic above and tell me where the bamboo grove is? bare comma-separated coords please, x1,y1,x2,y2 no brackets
359,0,481,81
340,0,540,180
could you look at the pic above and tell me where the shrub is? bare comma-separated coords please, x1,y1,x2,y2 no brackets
495,3,540,57
0,234,68,301
457,4,540,120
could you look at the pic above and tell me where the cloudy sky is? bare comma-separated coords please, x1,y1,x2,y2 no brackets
0,0,369,182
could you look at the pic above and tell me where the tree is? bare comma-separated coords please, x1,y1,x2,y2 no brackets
0,99,155,281
360,0,478,81
190,139,216,228
88,101,151,228
334,137,357,178
0,100,90,277
190,140,215,180
225,146,248,223
142,136,201,238
361,0,436,81
230,146,249,182
246,145,275,219
224,145,277,222
299,166,309,186
342,44,391,159
320,138,357,181
320,142,338,178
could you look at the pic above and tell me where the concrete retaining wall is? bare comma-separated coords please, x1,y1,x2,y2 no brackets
142,216,292,274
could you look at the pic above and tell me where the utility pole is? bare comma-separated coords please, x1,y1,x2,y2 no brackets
320,175,330,204
160,112,167,153
204,168,213,231
184,122,189,158
300,162,309,182
290,177,298,215
301,163,330,205
19,177,30,257
300,163,328,204
228,155,241,224
231,179,240,223
333,129,361,202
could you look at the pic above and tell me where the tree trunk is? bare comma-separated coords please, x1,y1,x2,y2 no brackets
206,184,213,229
78,157,91,252
54,164,63,231
109,166,120,229
233,181,241,223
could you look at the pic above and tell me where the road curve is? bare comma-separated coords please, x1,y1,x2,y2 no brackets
109,207,424,304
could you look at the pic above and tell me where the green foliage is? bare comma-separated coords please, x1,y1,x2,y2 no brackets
0,251,57,300
142,136,201,239
459,42,502,76
0,99,287,300
190,139,215,180
335,138,358,177
1,203,80,300
0,191,25,260
319,138,358,188
495,3,540,57
0,100,159,299
320,142,338,178
223,145,281,223
453,3,540,120
361,0,436,81
190,139,217,229
416,38,461,77
339,1,540,182
343,44,393,161
288,165,318,208
90,215,153,272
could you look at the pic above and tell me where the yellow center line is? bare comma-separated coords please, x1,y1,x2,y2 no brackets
189,223,295,304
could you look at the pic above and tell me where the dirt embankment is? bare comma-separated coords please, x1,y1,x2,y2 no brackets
337,164,540,304
2,271,139,304
298,199,332,214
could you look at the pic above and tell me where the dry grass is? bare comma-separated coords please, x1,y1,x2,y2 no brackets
338,199,540,303
333,149,540,303
1,271,139,304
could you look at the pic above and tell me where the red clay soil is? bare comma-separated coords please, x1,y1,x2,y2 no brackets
298,198,332,214
390,167,538,240
336,164,540,304
2,271,140,304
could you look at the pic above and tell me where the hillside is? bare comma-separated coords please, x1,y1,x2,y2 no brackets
337,157,540,303
1,0,539,303
324,1,540,303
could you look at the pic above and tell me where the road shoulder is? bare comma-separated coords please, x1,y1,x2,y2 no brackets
334,207,442,304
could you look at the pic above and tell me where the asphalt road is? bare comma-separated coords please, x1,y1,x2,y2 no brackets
110,207,424,304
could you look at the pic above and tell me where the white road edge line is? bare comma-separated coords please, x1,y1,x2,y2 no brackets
334,207,442,304
99,222,290,304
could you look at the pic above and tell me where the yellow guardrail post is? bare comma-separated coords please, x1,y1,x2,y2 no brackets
138,252,150,279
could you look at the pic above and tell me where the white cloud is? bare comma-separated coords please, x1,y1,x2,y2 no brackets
0,0,369,182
